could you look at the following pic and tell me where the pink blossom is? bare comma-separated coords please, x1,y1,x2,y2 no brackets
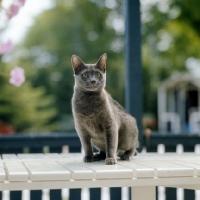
0,40,13,55
18,0,26,6
9,66,25,87
6,0,26,19
6,3,20,19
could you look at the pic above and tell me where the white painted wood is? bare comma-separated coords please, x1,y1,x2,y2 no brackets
2,175,200,191
132,159,194,177
186,158,200,165
24,161,71,181
101,187,109,200
59,161,94,180
45,153,62,158
60,153,83,161
118,161,154,178
80,161,133,179
17,154,49,160
1,153,200,192
157,155,200,162
2,154,18,160
158,86,167,132
0,162,5,182
169,160,200,176
132,186,155,200
5,162,28,181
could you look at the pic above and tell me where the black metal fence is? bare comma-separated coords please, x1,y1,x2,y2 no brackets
145,132,200,200
0,133,125,200
0,132,200,200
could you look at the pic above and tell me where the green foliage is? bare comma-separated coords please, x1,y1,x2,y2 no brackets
142,0,200,116
17,0,125,131
0,62,58,133
15,0,200,130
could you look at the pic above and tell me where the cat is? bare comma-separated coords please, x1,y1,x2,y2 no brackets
71,53,139,165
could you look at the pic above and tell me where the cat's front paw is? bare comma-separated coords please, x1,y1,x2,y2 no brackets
105,157,117,165
120,154,130,161
83,155,93,162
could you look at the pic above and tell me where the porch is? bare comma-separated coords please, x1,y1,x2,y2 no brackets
1,132,200,200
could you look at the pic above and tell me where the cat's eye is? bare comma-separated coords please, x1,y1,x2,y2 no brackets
82,73,88,78
96,72,101,77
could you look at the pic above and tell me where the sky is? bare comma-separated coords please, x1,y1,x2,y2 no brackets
1,0,54,44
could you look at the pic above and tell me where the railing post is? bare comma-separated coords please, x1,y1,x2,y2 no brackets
69,144,82,200
125,0,143,151
125,1,142,200
183,145,195,200
165,146,177,200
9,148,23,200
132,186,156,200
49,146,63,200
30,147,43,200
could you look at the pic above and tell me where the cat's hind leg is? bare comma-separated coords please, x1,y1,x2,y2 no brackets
93,151,106,161
120,148,137,161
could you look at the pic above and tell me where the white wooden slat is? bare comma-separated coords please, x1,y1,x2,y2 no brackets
59,161,94,180
157,156,200,162
168,160,200,176
24,161,71,181
118,161,154,178
2,154,19,160
5,162,28,181
44,154,77,163
1,153,200,191
80,161,133,179
133,160,194,178
17,153,49,160
0,162,6,182
184,158,200,165
60,153,83,161
137,153,200,162
45,153,62,159
44,153,80,162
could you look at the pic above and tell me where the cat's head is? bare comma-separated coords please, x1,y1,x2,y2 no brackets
71,53,107,92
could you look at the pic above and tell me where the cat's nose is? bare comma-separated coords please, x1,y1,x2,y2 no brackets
91,80,96,84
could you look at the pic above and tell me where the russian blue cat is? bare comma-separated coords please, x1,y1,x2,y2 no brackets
71,53,139,165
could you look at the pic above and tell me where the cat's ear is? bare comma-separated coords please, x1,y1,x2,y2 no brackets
71,55,85,74
96,53,107,72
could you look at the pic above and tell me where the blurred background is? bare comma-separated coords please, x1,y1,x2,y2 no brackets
0,0,200,135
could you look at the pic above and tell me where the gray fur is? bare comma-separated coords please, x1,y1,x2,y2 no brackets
71,53,139,165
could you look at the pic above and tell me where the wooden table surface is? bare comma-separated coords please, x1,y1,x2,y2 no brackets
1,153,200,200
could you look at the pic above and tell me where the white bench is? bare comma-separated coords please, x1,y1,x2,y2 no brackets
1,153,200,200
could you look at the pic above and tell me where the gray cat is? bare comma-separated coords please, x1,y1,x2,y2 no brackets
71,53,139,165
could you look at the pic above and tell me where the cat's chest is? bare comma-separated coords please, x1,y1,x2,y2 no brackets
73,94,106,116
77,113,104,137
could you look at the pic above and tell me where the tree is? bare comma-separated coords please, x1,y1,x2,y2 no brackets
17,0,125,131
11,0,200,132
0,0,58,133
141,0,200,120
0,62,58,132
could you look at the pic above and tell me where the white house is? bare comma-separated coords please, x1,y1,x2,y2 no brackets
158,72,200,134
